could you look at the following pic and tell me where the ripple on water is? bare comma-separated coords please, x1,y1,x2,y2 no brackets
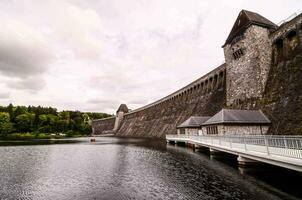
0,138,299,200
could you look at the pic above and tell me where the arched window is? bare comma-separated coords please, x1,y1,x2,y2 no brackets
213,74,218,90
209,77,213,92
275,38,283,60
288,30,297,41
204,80,208,93
287,30,298,51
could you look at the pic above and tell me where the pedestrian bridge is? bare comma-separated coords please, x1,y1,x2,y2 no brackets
166,134,302,172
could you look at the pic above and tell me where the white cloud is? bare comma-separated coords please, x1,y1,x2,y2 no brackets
0,20,54,78
0,0,301,113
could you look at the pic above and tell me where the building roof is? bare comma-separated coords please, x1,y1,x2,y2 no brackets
202,109,271,125
177,116,211,128
117,104,129,113
223,10,277,47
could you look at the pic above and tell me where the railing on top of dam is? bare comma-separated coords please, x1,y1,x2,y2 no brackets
123,64,226,116
166,134,302,160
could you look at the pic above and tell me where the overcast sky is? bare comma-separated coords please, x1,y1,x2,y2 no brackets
0,0,301,113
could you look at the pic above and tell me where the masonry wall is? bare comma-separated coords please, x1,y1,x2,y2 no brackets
224,25,272,108
92,117,116,134
230,14,302,134
116,65,226,138
261,14,302,134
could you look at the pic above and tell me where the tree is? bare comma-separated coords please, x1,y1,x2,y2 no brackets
13,106,27,122
0,112,14,136
15,113,35,132
7,103,14,121
39,114,48,126
47,114,58,132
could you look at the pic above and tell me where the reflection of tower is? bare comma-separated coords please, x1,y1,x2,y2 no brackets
223,10,277,108
113,104,129,131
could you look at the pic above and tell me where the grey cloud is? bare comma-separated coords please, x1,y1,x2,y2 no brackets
86,98,120,112
0,20,54,80
0,92,10,99
6,77,46,92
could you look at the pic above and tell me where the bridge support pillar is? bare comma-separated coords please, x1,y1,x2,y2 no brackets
194,144,208,152
187,142,195,149
166,140,175,145
209,148,222,155
175,141,186,146
237,156,259,167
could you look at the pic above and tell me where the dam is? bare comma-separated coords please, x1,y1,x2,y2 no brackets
92,10,302,138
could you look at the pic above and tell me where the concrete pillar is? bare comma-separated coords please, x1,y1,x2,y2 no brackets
209,148,221,155
166,140,176,145
237,156,259,167
194,144,208,152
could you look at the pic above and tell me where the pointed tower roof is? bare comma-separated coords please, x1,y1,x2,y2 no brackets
177,116,211,128
117,104,129,113
223,10,277,47
202,109,271,125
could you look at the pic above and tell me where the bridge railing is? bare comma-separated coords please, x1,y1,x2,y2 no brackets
166,134,302,159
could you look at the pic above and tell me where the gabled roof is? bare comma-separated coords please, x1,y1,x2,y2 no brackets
177,116,211,128
202,109,271,125
223,10,277,47
117,104,129,113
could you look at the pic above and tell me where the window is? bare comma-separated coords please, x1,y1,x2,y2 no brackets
287,30,298,51
232,48,244,60
206,126,218,134
275,38,283,60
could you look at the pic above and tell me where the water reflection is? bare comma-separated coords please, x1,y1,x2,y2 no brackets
0,137,300,200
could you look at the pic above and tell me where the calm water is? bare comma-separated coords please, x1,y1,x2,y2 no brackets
0,137,301,200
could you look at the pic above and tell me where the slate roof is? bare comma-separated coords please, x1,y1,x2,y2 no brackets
202,109,271,125
177,116,211,128
117,104,129,113
223,10,277,47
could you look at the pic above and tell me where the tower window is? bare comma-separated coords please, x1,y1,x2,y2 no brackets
232,48,244,60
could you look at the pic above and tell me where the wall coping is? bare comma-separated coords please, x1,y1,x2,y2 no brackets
124,63,226,116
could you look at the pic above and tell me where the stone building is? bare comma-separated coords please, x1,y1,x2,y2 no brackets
177,116,211,135
223,10,278,107
202,109,271,135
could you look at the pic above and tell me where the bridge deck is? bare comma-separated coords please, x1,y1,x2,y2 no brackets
166,134,302,172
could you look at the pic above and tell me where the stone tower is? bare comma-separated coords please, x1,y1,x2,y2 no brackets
223,10,278,108
113,104,129,131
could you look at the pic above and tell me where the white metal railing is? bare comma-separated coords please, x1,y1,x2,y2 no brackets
166,134,302,159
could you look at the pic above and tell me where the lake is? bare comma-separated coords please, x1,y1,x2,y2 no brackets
0,137,301,200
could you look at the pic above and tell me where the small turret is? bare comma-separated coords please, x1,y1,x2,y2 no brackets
116,104,129,114
113,104,129,131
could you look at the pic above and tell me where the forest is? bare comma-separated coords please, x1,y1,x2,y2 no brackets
0,104,111,139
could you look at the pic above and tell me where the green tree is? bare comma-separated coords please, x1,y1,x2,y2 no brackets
7,103,14,121
39,114,48,126
47,114,58,132
13,106,27,119
0,112,14,136
15,113,35,132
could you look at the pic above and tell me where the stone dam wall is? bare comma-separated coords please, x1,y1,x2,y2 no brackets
231,14,302,134
116,65,226,138
262,16,302,134
92,117,115,134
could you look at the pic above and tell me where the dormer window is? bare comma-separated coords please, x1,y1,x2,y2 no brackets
232,48,244,60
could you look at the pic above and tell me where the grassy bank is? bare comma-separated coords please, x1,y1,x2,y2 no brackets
0,132,88,140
